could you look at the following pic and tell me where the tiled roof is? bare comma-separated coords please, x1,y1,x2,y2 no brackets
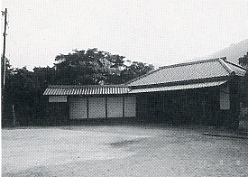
43,85,130,96
129,80,227,93
127,58,246,87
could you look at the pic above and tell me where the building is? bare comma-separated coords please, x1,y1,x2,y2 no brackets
44,58,246,128
43,85,136,124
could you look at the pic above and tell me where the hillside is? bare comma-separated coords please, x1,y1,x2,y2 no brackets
207,39,248,64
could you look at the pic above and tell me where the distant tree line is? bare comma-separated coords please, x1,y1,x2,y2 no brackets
2,48,154,127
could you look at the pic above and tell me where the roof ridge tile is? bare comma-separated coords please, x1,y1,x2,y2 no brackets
224,60,247,70
158,58,220,70
218,59,235,75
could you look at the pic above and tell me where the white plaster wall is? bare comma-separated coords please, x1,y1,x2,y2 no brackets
69,97,87,119
107,97,123,118
88,97,106,118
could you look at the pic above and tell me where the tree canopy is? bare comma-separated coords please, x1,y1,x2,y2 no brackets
54,48,154,85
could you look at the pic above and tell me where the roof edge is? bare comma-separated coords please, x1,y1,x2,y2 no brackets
218,59,235,75
158,58,220,70
129,80,228,94
46,84,128,88
129,76,229,89
224,60,247,70
43,84,130,96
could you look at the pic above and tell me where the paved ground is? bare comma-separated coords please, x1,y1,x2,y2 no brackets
2,125,248,177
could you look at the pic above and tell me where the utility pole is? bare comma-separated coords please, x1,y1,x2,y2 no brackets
2,8,7,90
2,8,7,126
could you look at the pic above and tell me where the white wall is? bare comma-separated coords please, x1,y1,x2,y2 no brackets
107,97,123,118
69,97,87,119
69,95,136,119
88,97,106,118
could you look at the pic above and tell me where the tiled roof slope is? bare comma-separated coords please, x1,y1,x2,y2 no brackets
127,58,246,87
129,81,227,93
43,85,129,96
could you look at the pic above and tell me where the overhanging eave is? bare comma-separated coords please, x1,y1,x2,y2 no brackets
129,80,228,93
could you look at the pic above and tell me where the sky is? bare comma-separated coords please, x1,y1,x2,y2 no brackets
1,0,248,70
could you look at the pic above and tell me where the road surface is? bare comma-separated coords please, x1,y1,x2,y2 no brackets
2,125,248,176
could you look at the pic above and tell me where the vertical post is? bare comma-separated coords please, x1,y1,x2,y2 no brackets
12,104,17,126
2,8,7,89
2,8,7,126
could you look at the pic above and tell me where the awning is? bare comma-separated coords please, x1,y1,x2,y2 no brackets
129,80,227,93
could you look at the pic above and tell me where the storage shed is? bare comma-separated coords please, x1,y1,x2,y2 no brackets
43,85,136,123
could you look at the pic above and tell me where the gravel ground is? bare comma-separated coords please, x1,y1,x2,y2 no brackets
2,125,248,177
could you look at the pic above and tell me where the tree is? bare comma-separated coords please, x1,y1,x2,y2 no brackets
54,48,119,85
3,67,33,125
120,61,154,83
2,64,56,126
54,48,154,85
